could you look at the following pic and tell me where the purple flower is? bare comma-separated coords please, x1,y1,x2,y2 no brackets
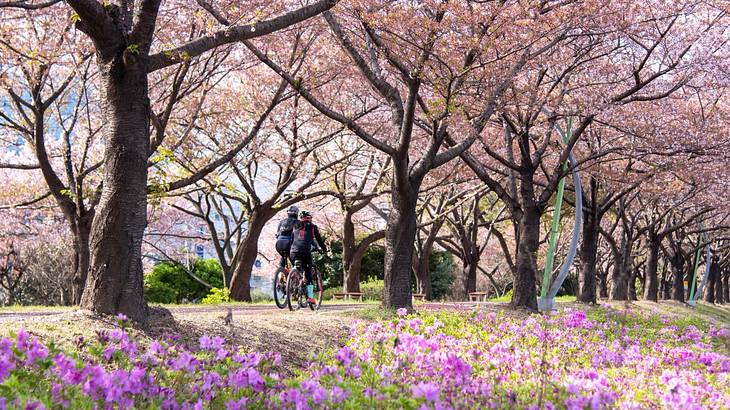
412,382,439,402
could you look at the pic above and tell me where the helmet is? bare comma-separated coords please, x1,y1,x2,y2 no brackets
287,205,299,217
299,210,313,221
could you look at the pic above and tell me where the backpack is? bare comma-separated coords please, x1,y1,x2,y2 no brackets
276,217,296,238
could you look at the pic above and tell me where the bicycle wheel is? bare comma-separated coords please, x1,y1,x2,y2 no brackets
273,268,287,309
286,269,302,311
309,268,324,311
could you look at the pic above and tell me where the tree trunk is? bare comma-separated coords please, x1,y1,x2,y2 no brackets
705,260,717,303
660,258,671,299
71,215,93,305
628,268,638,301
382,182,418,309
80,61,150,323
463,258,478,297
599,264,609,298
512,205,540,311
723,268,729,304
644,233,660,302
610,236,631,301
415,250,433,300
341,211,359,292
670,253,686,302
230,209,272,301
578,210,599,303
716,266,725,304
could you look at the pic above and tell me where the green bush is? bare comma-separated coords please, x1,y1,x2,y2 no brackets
360,244,385,282
144,259,224,304
361,278,384,301
430,251,455,300
313,239,343,289
201,287,231,304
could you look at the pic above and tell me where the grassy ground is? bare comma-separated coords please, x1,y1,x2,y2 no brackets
0,299,727,373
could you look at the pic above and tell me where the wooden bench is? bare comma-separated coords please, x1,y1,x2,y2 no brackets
332,292,364,302
468,292,488,302
412,293,426,302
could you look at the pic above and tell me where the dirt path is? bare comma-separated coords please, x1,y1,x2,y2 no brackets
0,304,366,375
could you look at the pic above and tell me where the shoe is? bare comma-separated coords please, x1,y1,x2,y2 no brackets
306,297,317,305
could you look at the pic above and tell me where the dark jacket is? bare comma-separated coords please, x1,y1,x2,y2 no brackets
290,220,327,254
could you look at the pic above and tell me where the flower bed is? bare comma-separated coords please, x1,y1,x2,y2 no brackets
0,307,728,409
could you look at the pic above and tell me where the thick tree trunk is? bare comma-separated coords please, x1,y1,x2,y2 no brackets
382,182,418,309
578,210,599,303
81,61,150,323
610,237,631,301
230,209,272,301
71,216,93,305
644,233,660,302
599,264,609,298
671,253,686,303
723,268,729,304
341,211,359,292
344,250,363,293
716,266,725,304
415,251,433,300
463,259,478,296
512,205,540,311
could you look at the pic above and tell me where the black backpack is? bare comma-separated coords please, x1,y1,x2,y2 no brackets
277,217,296,238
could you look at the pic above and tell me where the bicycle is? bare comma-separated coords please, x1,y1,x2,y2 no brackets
285,252,324,311
272,262,291,310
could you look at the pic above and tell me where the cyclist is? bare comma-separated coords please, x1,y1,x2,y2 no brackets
289,210,327,305
275,206,299,268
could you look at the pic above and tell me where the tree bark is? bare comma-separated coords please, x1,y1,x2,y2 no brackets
723,267,729,304
599,270,609,299
705,259,718,303
463,260,479,297
229,208,273,301
80,60,150,323
578,209,599,303
644,233,660,302
71,215,93,305
512,205,540,310
610,235,631,301
670,252,686,303
716,265,725,304
628,268,638,301
415,249,433,300
382,183,418,309
342,210,358,292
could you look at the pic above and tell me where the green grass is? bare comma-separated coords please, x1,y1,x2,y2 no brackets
343,305,398,321
487,293,577,303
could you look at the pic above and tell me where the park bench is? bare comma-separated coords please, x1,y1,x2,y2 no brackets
468,292,488,302
412,293,426,302
332,292,364,302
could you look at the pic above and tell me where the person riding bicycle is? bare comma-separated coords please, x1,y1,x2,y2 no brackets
289,210,327,305
275,206,299,268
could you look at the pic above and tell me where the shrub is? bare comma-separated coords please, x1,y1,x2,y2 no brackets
430,251,455,300
360,244,385,282
144,259,224,304
201,287,231,304
361,278,383,301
